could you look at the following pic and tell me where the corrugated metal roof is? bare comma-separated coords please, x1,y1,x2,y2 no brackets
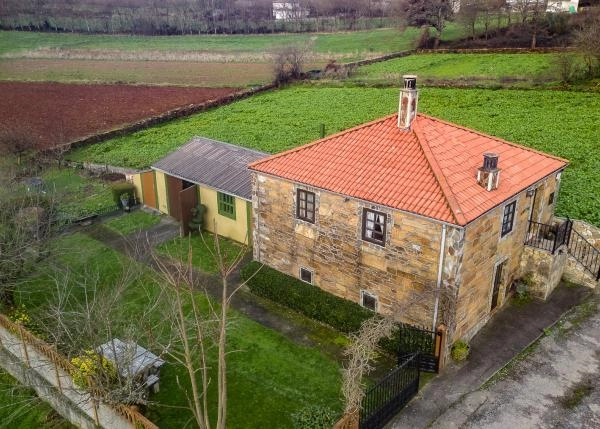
152,137,267,200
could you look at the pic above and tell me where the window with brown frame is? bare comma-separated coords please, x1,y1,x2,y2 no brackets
501,201,516,237
296,189,316,223
362,208,387,246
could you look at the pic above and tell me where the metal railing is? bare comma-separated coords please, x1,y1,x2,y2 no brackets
568,228,600,280
525,221,559,253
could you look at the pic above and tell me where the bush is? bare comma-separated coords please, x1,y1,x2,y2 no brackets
240,261,410,355
70,350,117,389
291,405,339,429
451,340,469,362
110,181,135,208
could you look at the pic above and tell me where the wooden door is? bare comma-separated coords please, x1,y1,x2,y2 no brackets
141,171,157,209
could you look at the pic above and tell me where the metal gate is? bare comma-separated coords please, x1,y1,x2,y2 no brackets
396,325,442,373
360,353,420,429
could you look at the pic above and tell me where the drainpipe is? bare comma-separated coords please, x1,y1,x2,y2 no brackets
432,224,447,331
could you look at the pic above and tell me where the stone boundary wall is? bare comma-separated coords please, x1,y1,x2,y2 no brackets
67,83,276,152
66,161,141,176
0,314,158,429
417,47,575,54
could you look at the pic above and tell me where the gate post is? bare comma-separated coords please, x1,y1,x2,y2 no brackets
435,324,447,372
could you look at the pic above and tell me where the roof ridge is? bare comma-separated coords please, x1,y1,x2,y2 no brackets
416,113,569,164
249,113,397,169
190,136,269,156
412,119,466,225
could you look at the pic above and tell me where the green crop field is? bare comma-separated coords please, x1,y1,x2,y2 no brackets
68,85,600,226
346,52,570,86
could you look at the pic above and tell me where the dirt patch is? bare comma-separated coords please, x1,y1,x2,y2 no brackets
0,82,238,149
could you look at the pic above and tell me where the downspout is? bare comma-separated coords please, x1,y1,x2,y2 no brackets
432,224,447,331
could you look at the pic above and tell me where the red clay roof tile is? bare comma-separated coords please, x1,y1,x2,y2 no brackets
249,113,567,226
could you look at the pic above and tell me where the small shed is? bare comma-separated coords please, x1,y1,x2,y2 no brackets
137,137,267,244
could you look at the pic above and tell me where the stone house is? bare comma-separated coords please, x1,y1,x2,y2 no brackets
249,77,568,341
131,137,266,244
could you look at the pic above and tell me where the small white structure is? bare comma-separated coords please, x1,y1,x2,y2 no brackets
97,338,165,394
272,2,309,21
547,1,579,13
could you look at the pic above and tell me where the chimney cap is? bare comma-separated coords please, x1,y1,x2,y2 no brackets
482,152,499,171
403,75,417,90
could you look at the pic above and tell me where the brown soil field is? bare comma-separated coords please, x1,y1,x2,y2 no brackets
0,59,295,87
0,81,238,148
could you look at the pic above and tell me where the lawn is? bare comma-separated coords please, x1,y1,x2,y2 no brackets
0,370,73,429
157,232,246,274
41,168,116,218
67,85,600,226
103,210,161,236
14,232,343,428
346,52,568,86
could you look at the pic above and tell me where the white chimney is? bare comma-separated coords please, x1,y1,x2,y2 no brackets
398,75,418,130
477,153,501,191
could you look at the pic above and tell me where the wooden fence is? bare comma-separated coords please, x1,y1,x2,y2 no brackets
0,313,158,429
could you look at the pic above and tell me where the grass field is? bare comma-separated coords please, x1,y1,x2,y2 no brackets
346,52,569,86
68,85,600,226
15,233,343,428
0,28,421,60
103,210,161,235
0,370,73,429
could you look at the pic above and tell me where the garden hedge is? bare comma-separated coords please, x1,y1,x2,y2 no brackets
240,261,404,355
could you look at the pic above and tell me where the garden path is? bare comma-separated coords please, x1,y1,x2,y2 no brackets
82,217,355,367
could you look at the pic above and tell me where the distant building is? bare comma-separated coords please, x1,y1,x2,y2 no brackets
272,2,310,21
547,1,579,13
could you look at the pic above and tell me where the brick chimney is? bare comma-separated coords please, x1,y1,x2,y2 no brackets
477,153,501,191
398,75,418,130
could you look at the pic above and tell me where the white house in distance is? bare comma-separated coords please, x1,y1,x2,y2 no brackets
272,2,310,21
546,1,579,12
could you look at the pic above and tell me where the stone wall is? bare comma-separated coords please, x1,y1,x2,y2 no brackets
455,174,560,341
253,173,462,329
519,246,568,299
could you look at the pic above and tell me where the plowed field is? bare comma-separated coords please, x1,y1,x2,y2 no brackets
0,82,238,148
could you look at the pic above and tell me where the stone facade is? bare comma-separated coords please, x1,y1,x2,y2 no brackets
253,170,562,342
519,245,568,300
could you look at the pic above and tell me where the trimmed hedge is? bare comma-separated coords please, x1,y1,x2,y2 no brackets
241,261,410,355
241,261,374,334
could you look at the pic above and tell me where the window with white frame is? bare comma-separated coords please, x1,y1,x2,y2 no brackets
299,267,313,284
360,290,378,312
362,208,387,246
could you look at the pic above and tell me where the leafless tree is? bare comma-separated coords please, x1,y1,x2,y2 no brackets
0,128,40,166
574,8,600,77
152,226,250,429
273,44,308,84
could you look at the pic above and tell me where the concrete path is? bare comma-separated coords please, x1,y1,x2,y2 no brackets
433,295,600,429
389,284,592,429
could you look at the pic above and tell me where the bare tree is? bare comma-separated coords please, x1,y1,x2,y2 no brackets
273,44,308,84
341,316,396,417
574,8,600,77
0,128,39,166
152,227,249,429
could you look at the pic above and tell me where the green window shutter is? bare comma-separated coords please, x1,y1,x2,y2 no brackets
217,192,236,220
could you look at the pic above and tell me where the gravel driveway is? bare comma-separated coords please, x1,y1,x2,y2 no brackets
432,296,600,429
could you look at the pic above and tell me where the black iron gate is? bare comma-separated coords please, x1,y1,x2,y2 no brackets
395,324,442,373
359,353,420,429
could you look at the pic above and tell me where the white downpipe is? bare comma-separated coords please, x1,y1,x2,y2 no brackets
432,224,447,330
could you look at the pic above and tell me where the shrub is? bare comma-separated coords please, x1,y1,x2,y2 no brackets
110,181,135,208
291,405,339,429
240,261,410,355
451,340,469,362
70,350,117,389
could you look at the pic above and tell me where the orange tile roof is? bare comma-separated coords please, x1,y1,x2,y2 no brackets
249,113,567,226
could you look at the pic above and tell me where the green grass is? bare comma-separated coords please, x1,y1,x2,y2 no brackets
41,168,115,217
347,53,567,86
15,233,342,428
0,369,73,429
68,85,600,226
0,28,420,59
157,232,246,274
103,210,161,236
